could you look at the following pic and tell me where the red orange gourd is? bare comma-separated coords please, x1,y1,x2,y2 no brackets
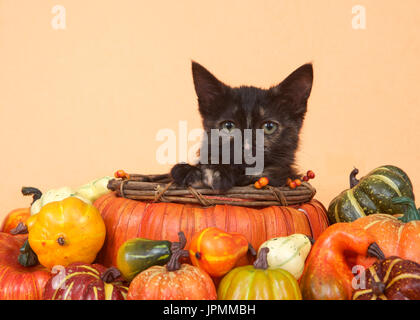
189,227,254,277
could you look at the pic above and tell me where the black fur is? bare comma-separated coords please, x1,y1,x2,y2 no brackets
170,61,313,192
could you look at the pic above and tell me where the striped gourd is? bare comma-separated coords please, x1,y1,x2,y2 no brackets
352,257,420,300
328,165,415,223
43,262,129,300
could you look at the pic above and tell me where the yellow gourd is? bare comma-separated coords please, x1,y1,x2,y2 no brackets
28,197,106,270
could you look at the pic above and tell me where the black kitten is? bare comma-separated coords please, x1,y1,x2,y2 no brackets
170,61,313,192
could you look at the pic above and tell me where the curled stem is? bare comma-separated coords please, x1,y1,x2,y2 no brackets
167,231,189,272
101,267,122,283
21,187,43,205
349,168,360,188
367,242,385,260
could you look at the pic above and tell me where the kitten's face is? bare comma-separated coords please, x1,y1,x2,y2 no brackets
192,61,313,167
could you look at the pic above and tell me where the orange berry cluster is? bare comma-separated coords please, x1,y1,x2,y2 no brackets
287,170,315,189
114,169,130,180
254,177,269,189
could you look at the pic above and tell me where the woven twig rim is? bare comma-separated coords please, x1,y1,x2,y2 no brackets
107,173,316,207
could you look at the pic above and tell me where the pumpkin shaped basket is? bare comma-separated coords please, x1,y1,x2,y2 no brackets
95,173,329,267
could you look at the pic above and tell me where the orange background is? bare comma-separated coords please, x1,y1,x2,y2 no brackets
1,0,419,223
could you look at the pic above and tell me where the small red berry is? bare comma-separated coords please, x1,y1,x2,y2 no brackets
302,176,309,182
307,170,315,179
289,181,297,189
258,177,269,187
114,169,130,180
114,170,124,178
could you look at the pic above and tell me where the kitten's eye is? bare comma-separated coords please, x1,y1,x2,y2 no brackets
221,121,236,132
262,121,278,135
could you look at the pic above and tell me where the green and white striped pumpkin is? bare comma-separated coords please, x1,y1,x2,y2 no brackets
328,165,415,224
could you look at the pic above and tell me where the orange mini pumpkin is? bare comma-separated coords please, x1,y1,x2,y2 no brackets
351,197,420,264
28,197,106,270
127,232,217,300
0,233,51,300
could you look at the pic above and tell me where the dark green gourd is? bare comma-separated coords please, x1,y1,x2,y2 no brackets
117,238,172,281
116,232,187,281
328,165,415,223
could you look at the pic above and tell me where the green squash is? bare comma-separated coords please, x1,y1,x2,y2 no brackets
117,238,172,281
328,165,415,224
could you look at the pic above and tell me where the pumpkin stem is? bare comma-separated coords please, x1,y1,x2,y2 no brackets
21,187,43,205
18,239,39,267
367,242,385,260
349,168,360,188
166,249,189,272
248,243,257,257
371,281,386,296
10,222,28,235
392,197,420,223
101,267,122,283
170,231,187,253
167,231,189,272
253,247,269,270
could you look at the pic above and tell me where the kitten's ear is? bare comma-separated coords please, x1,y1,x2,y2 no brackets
271,63,313,116
192,61,227,108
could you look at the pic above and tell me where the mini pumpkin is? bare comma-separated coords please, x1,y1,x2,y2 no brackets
127,232,217,300
0,232,51,300
217,248,302,300
351,197,420,265
352,257,420,300
27,197,106,269
43,262,128,300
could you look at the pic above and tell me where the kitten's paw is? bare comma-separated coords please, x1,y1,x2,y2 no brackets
201,166,235,193
170,163,203,187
